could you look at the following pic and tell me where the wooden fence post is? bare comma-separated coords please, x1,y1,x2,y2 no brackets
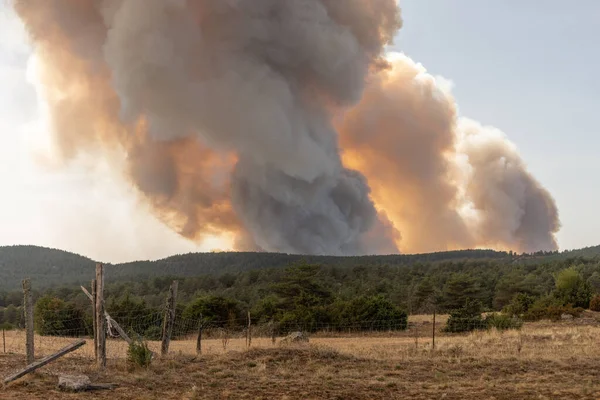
196,313,203,356
246,311,252,349
22,278,34,364
91,279,97,360
161,280,178,356
95,264,106,369
3,328,5,353
432,308,436,350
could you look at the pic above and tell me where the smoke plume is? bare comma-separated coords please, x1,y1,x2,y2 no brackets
13,0,560,255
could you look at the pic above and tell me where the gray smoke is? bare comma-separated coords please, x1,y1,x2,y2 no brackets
14,0,559,255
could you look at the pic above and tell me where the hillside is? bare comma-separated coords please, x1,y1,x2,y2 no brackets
0,245,509,291
1,244,599,292
0,245,96,290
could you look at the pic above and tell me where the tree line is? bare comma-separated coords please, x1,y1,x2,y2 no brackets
2,254,600,336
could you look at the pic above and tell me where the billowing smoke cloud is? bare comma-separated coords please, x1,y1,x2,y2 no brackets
338,53,560,252
13,0,560,255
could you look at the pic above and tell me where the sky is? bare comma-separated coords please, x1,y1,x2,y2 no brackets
0,1,598,262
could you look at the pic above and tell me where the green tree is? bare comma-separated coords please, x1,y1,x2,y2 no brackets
4,304,18,325
182,295,240,328
587,272,600,294
553,267,592,308
443,273,482,311
271,262,332,310
34,295,86,336
334,295,407,331
444,298,484,333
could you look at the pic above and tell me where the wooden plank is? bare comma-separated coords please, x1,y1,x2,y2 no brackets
161,280,178,356
22,279,34,364
81,285,132,345
3,340,86,385
95,264,106,368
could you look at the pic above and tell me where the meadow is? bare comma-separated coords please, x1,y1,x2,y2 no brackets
2,314,600,399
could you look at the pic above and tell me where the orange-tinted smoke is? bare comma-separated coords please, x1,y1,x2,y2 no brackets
338,55,473,253
14,0,244,244
338,54,560,253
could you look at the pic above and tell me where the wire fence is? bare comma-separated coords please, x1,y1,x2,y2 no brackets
0,309,512,360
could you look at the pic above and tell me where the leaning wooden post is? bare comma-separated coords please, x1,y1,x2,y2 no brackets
95,264,106,369
161,280,178,356
196,313,203,356
22,278,34,365
4,340,86,385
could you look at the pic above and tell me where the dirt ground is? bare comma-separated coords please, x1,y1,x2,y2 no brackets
2,317,600,399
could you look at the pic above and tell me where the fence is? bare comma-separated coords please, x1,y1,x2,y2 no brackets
1,264,505,372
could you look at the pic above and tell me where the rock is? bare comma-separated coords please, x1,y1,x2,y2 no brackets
281,331,309,344
58,375,92,392
561,313,574,320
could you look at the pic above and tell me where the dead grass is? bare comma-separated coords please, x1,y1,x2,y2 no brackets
2,315,600,399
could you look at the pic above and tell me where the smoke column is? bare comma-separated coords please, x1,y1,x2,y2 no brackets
13,0,560,255
338,53,560,253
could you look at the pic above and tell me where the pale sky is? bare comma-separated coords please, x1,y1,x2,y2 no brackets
0,2,598,262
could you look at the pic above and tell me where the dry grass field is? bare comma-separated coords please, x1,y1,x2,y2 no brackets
2,314,600,399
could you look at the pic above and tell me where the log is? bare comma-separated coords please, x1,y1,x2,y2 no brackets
57,374,118,392
3,340,86,385
58,374,91,391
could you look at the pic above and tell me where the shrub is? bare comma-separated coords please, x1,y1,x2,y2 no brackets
523,295,583,322
589,295,600,312
503,293,536,316
127,340,153,368
484,313,523,331
553,267,592,308
333,295,408,332
143,325,162,341
34,295,87,336
444,299,484,333
0,322,15,330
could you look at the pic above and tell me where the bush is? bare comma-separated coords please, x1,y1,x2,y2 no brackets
484,313,523,331
143,325,162,340
0,322,15,330
589,295,600,312
523,295,583,321
333,295,408,332
553,267,592,308
444,299,484,333
34,295,87,336
503,293,536,316
127,340,153,368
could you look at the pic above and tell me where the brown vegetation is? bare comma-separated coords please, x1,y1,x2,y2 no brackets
2,315,600,399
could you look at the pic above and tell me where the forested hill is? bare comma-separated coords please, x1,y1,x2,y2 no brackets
0,245,507,290
0,246,96,290
1,244,599,291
